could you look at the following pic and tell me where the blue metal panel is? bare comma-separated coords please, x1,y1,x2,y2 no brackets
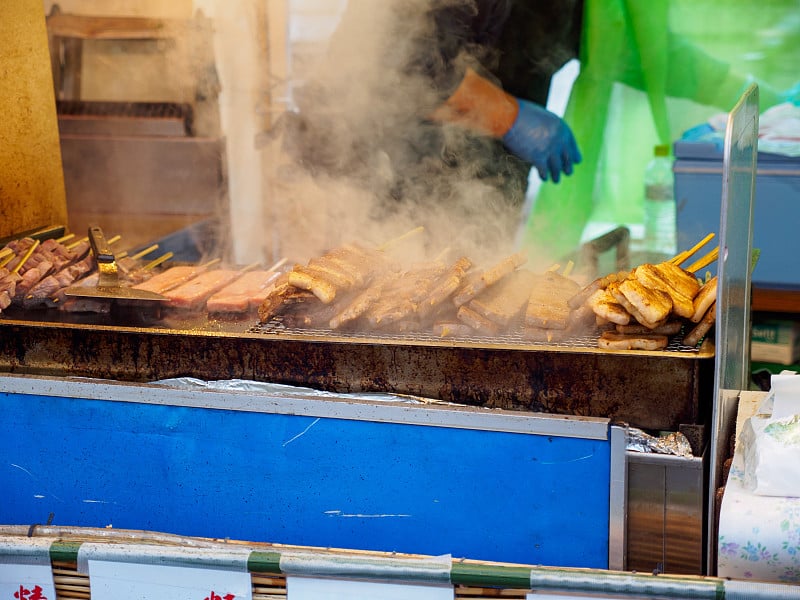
0,391,611,568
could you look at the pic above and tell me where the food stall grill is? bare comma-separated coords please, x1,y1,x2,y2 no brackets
0,310,714,434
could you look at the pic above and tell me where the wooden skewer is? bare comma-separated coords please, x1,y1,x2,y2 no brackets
670,233,715,266
11,239,40,274
66,236,88,250
0,247,12,260
433,246,451,263
267,257,288,272
546,263,561,272
141,251,174,271
239,261,261,274
562,260,575,277
130,244,159,261
201,257,222,269
56,233,76,244
686,246,719,273
0,251,14,268
107,234,122,245
378,226,425,252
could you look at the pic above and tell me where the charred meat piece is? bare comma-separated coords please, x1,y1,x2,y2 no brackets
25,253,96,308
258,274,318,323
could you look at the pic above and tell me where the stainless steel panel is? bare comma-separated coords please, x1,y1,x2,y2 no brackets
626,451,706,575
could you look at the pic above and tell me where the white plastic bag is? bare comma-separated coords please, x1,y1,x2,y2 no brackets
741,413,800,497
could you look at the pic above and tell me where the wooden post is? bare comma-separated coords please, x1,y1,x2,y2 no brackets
0,0,67,239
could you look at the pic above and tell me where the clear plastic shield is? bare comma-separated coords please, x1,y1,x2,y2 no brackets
707,83,758,574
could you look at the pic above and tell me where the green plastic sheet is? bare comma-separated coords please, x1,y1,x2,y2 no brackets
522,0,799,261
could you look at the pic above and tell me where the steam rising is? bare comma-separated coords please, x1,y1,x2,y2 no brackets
262,0,527,267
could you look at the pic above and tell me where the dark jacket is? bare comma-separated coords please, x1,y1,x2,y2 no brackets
281,0,583,230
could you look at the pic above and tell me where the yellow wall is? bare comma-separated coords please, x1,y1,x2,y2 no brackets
0,0,67,238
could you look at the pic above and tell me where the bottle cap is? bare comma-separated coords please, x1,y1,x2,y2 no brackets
654,144,670,157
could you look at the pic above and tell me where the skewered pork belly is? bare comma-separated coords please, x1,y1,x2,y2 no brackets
206,270,283,314
163,269,242,311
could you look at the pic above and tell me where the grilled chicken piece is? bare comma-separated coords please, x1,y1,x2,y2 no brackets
568,270,630,310
633,264,695,319
587,288,630,325
452,251,527,307
468,269,537,328
616,278,673,327
607,281,667,330
652,261,701,300
598,331,669,351
691,276,717,323
525,271,581,330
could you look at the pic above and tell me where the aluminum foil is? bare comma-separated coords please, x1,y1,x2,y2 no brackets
627,427,694,458
151,377,431,404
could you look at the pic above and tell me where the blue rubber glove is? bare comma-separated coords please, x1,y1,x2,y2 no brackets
501,99,582,183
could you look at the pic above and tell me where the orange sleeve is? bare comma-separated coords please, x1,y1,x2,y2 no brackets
429,67,519,137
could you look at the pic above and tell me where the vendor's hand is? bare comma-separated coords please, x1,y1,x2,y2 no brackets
501,99,582,183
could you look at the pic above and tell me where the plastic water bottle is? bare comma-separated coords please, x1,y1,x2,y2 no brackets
643,144,676,261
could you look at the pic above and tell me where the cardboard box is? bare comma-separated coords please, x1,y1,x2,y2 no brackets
751,319,800,365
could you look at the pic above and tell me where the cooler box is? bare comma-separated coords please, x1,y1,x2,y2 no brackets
673,140,800,290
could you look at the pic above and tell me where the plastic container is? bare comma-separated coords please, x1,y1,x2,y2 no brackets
643,144,676,262
674,139,800,289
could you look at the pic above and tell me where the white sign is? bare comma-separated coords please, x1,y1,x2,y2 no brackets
0,564,57,600
287,576,453,600
88,560,252,600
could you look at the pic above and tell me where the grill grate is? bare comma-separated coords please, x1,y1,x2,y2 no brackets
56,100,194,134
249,318,703,354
